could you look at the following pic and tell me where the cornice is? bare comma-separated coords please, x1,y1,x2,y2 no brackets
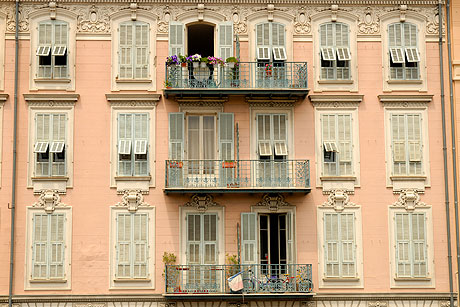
12,0,441,4
106,93,160,106
24,93,79,106
309,95,363,108
378,94,433,103
0,94,8,103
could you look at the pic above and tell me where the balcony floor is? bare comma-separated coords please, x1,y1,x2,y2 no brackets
163,187,311,194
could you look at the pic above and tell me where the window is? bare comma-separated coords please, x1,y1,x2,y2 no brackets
255,22,286,61
110,193,155,289
321,114,352,176
117,113,149,176
388,22,420,80
320,23,351,80
324,212,355,278
34,113,67,177
394,212,427,278
31,212,66,280
390,113,422,176
256,114,288,160
187,213,218,265
115,212,149,279
36,20,69,79
119,21,149,80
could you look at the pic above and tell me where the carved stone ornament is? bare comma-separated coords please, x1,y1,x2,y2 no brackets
322,189,355,212
33,190,67,214
256,193,290,212
184,194,219,212
116,190,148,212
368,302,388,307
392,189,427,211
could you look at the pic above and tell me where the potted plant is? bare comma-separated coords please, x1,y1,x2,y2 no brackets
163,252,179,292
222,160,236,168
169,160,183,168
166,55,180,66
164,80,173,89
187,54,202,68
265,63,272,77
226,56,238,68
208,56,225,67
179,54,188,67
200,56,209,68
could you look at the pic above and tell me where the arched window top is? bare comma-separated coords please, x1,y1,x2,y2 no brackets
388,22,417,47
319,22,349,47
118,20,149,80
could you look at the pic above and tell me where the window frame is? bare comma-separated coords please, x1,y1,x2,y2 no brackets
110,206,155,289
118,20,150,80
319,22,351,81
388,204,434,288
25,206,72,290
255,21,287,62
387,22,420,81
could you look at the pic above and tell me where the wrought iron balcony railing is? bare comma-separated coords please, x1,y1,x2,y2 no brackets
165,62,308,90
165,159,310,191
165,264,313,294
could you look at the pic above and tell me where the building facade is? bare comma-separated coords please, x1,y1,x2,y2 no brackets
0,1,453,307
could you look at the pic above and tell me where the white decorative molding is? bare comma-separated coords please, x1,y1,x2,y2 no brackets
321,189,355,212
33,190,68,213
256,193,290,211
379,95,433,109
184,194,219,212
310,95,363,108
116,190,149,212
24,93,79,106
392,189,428,211
368,302,388,307
106,93,161,107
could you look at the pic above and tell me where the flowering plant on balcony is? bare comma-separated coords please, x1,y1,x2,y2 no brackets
166,55,180,66
265,63,273,76
226,56,239,68
207,56,225,66
186,54,202,62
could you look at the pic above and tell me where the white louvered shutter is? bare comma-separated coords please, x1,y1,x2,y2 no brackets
411,213,427,277
51,114,66,176
135,23,149,79
169,22,184,56
203,213,218,265
338,114,352,175
53,22,68,78
391,114,407,163
219,22,233,60
49,213,65,279
32,213,49,279
340,213,355,277
169,113,184,160
187,214,201,264
119,23,133,79
273,114,287,156
116,213,132,278
133,213,149,278
395,213,411,277
256,23,270,60
118,114,133,175
38,22,52,78
407,114,422,163
133,113,149,176
324,213,339,277
257,114,272,157
218,113,234,160
286,211,294,264
241,212,258,264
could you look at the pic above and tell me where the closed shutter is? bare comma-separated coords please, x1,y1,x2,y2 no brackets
53,21,68,79
407,114,422,162
241,212,258,264
271,23,285,47
116,213,132,278
218,113,234,160
32,213,49,279
273,114,287,156
395,213,411,277
118,114,133,175
257,114,272,157
133,113,149,176
119,23,133,79
411,213,427,277
134,23,149,79
286,211,294,264
219,22,233,60
169,22,184,56
256,23,270,60
51,114,66,176
203,214,218,265
337,114,352,176
133,213,149,278
391,114,407,163
169,113,184,160
389,23,402,47
340,213,355,277
49,213,65,279
324,213,339,277
403,23,417,47
38,23,52,78
187,214,201,264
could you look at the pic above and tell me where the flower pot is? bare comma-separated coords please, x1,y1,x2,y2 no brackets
200,62,207,68
181,63,187,67
169,161,183,168
228,62,235,68
222,161,236,168
193,62,199,68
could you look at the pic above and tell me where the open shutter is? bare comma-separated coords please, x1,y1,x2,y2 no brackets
38,22,52,78
324,213,339,277
32,213,49,279
340,213,355,277
273,114,287,156
411,213,427,277
395,213,411,277
118,114,133,176
133,113,149,175
219,22,233,60
134,23,149,79
286,211,294,264
241,212,257,264
169,22,184,56
119,23,133,79
218,113,234,160
169,113,184,160
49,213,65,279
256,23,270,60
133,213,149,278
116,213,132,278
405,47,420,62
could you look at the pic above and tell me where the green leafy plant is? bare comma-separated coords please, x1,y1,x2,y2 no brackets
164,80,173,88
226,253,240,278
162,251,177,278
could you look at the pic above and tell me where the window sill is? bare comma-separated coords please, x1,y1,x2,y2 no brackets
321,176,356,181
318,79,354,84
115,176,151,182
115,79,152,84
32,176,69,181
114,278,151,282
394,277,430,281
35,78,71,83
30,278,67,283
387,79,422,84
390,175,426,181
323,277,359,282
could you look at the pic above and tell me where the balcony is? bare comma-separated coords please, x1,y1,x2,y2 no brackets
164,62,308,99
165,264,313,296
164,159,310,194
